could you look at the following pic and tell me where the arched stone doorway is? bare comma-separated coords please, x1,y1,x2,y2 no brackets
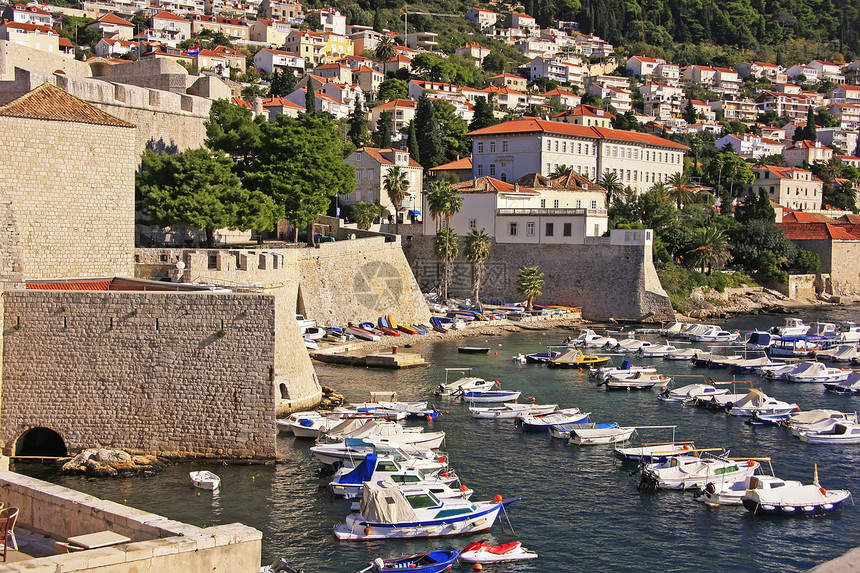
14,427,67,457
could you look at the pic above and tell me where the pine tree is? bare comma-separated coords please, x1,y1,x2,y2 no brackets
805,105,817,141
683,99,697,124
414,95,444,169
469,97,498,131
407,120,420,164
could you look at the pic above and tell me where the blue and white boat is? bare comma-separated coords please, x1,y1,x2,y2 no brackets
462,390,521,403
359,550,460,573
614,442,696,464
745,331,775,351
330,454,469,500
334,481,519,540
825,372,860,394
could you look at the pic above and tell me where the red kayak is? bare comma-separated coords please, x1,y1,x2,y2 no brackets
459,540,538,564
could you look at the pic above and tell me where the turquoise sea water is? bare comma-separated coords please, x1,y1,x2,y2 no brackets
15,307,860,572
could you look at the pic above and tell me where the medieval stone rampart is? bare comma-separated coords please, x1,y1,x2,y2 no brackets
1,290,281,458
0,40,91,81
402,234,673,322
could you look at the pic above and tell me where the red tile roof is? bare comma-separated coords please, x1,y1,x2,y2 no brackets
467,118,688,149
432,156,472,170
453,176,535,195
9,3,50,15
359,147,422,168
231,96,252,109
373,98,417,110
778,222,860,240
2,20,55,33
152,10,188,22
0,82,135,128
94,13,134,26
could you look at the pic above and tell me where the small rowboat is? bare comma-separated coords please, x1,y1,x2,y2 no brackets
189,470,220,490
398,324,421,335
360,550,459,573
458,347,491,354
459,540,537,564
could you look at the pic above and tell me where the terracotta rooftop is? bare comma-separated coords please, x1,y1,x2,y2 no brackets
514,171,605,193
431,156,472,170
358,147,421,168
93,13,134,26
453,176,536,195
778,222,860,240
0,83,135,128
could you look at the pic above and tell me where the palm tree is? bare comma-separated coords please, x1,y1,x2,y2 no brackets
433,227,459,300
667,172,695,209
463,228,492,303
516,265,545,311
425,179,461,231
383,166,410,223
682,226,732,274
598,171,623,205
374,36,396,65
349,201,384,230
550,164,573,178
650,182,669,199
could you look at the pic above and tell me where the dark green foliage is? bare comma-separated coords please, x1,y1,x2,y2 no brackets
374,111,393,148
414,95,444,168
304,86,317,115
432,99,470,164
347,100,369,147
469,97,498,131
376,78,409,102
269,70,297,97
735,190,775,224
407,120,420,163
136,148,279,246
205,99,263,175
56,15,102,47
658,263,753,311
794,250,821,273
683,99,696,124
244,114,356,240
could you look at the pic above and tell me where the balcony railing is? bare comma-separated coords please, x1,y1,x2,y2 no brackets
496,207,606,216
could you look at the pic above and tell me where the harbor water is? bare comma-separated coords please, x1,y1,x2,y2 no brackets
15,308,860,572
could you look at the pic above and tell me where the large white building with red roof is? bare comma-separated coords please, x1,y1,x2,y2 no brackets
467,118,688,193
464,7,497,31
86,13,135,41
2,3,52,27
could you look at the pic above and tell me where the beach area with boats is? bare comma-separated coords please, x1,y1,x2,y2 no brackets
13,301,860,573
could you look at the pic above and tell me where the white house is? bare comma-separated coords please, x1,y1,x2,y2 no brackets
748,166,823,211
714,133,784,160
465,7,497,32
640,81,683,119
86,13,135,41
253,48,304,74
626,55,665,78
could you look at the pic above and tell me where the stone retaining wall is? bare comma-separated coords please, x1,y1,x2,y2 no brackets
0,470,261,573
1,290,280,458
402,237,673,322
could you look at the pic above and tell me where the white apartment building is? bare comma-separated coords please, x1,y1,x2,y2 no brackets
748,166,823,211
253,48,304,74
467,118,688,194
755,91,812,122
2,3,53,27
808,59,845,84
586,82,632,113
737,61,787,82
714,133,784,160
465,7,497,32
640,81,683,119
527,56,583,86
343,147,424,222
370,98,416,137
514,37,559,59
784,139,834,167
428,173,608,244
713,68,741,96
626,55,665,78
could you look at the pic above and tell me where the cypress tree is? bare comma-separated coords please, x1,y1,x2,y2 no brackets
347,100,367,147
407,120,420,164
414,95,444,168
469,97,498,131
805,105,817,141
304,86,317,115
375,111,393,149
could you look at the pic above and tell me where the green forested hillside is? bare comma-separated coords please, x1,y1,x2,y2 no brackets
301,0,859,64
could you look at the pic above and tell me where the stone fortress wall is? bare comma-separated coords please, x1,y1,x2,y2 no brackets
1,290,281,458
0,42,212,154
403,231,674,322
0,112,137,281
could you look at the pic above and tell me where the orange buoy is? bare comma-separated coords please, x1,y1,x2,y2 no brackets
494,494,503,502
473,564,483,571
438,456,446,463
441,472,449,477
494,351,498,355
460,485,468,492
530,396,536,402
820,487,827,495
426,416,433,421
748,460,755,467
445,411,450,414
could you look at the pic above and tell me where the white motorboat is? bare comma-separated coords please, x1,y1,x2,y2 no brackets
729,356,784,373
287,415,344,439
318,419,446,450
469,403,557,419
725,389,799,417
569,424,635,445
769,317,810,337
696,473,801,506
331,406,408,421
604,372,669,390
436,368,498,396
614,442,696,464
814,345,858,363
637,344,678,358
836,321,860,343
549,421,614,439
663,347,705,361
787,411,858,437
680,324,717,339
592,360,657,381
310,437,447,471
375,401,439,419
641,455,760,490
825,371,860,394
689,326,740,343
784,361,850,383
563,329,617,348
705,354,745,368
277,411,328,433
459,540,538,564
660,321,693,338
758,363,799,381
657,383,728,403
516,408,588,431
330,453,468,500
333,482,518,540
799,420,860,444
769,336,820,358
742,467,851,516
613,339,654,352
189,470,220,490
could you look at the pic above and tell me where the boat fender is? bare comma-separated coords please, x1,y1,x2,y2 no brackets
364,527,373,536
747,460,755,467
494,494,503,502
705,482,716,495
820,487,827,495
683,444,690,450
372,558,385,570
438,456,446,463
460,485,468,492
